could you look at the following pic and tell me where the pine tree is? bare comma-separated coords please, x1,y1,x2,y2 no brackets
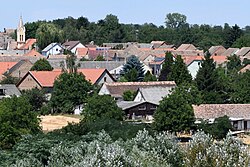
159,52,174,81
121,55,145,82
168,55,192,85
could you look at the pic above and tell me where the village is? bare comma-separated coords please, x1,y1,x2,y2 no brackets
0,15,250,166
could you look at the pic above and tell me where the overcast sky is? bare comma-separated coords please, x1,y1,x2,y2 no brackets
1,0,250,30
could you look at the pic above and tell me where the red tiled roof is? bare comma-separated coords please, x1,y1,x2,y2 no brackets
29,68,107,87
240,64,250,73
23,49,43,57
0,62,18,74
19,39,37,50
76,48,88,56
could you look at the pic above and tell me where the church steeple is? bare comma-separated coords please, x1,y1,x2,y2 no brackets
17,15,26,49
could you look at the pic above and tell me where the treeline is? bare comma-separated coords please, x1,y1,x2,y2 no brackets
25,13,250,50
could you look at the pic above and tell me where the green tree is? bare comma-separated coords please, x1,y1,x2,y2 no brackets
36,23,63,50
226,54,242,72
122,90,136,101
0,96,40,149
83,95,123,122
195,53,223,103
21,88,47,112
143,71,157,81
50,72,93,114
165,13,187,29
95,55,105,61
121,55,145,82
168,55,192,85
0,74,19,84
224,24,243,48
159,52,174,81
30,59,53,71
153,84,195,132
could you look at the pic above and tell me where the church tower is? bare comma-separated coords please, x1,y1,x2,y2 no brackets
17,16,26,49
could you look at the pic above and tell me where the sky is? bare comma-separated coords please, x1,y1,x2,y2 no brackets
1,0,250,30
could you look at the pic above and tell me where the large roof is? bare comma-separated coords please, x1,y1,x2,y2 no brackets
221,48,239,57
42,43,63,52
0,62,18,75
0,84,21,99
208,46,226,56
100,81,176,97
19,39,37,50
193,104,250,120
78,61,124,71
62,41,81,51
176,44,197,51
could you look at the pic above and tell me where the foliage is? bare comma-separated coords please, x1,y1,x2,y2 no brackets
83,95,123,122
0,96,40,149
165,13,187,29
122,90,136,101
226,54,242,72
159,52,174,81
143,71,157,81
153,83,196,132
95,55,105,61
121,55,145,82
30,58,53,71
168,55,192,85
0,74,19,84
50,72,92,114
21,88,47,112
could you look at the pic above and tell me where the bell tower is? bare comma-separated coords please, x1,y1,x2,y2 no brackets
17,15,26,49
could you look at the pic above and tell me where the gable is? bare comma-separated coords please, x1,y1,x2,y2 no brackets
17,73,42,91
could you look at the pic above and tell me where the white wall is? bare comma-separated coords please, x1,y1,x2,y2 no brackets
71,43,85,54
96,72,115,85
45,45,63,56
188,60,201,79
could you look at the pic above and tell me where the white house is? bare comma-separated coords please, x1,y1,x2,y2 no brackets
42,43,64,56
62,41,85,54
187,60,202,79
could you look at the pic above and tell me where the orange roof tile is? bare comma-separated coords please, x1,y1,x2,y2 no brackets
0,62,18,75
30,69,107,87
76,48,88,56
19,38,37,50
23,49,43,57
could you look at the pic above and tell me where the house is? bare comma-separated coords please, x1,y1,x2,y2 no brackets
176,44,197,51
17,69,115,92
99,81,176,101
208,46,226,56
76,47,89,58
149,57,165,76
239,64,250,73
0,84,21,99
235,47,250,60
23,49,43,57
0,62,18,80
193,104,250,131
221,48,239,57
4,59,33,79
42,43,64,56
18,38,37,50
62,41,85,54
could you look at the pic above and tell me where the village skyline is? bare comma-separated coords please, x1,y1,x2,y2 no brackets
1,0,250,30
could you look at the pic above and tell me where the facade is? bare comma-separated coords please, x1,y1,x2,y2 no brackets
17,16,26,49
0,84,21,99
62,41,85,54
42,43,64,56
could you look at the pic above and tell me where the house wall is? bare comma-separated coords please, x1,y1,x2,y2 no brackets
98,84,110,95
188,60,201,79
71,43,85,54
134,92,144,102
10,61,33,79
96,72,115,85
43,45,63,56
18,74,42,91
143,55,155,65
125,103,157,119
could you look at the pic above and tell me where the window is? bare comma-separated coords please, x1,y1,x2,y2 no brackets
0,89,5,95
150,106,157,110
138,106,146,110
104,77,107,82
56,48,58,51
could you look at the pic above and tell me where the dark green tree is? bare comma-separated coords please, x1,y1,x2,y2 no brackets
122,90,136,101
153,84,196,132
0,74,19,84
165,13,187,29
168,55,192,85
95,55,105,61
224,24,243,48
226,54,242,72
143,71,157,81
121,55,145,82
50,72,93,114
83,95,123,122
30,59,53,71
0,96,40,149
159,52,174,81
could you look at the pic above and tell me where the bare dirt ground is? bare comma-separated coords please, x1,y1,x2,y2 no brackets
40,115,80,132
238,135,250,145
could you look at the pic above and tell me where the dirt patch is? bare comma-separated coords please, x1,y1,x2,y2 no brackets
40,115,80,132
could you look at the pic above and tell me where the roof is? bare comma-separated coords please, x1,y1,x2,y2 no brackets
187,55,227,66
208,46,226,56
23,49,43,57
236,47,250,57
4,59,33,75
0,84,21,99
42,43,63,52
176,44,197,51
27,68,108,87
221,48,239,57
100,81,176,98
76,48,88,56
19,39,37,50
117,101,152,110
137,86,175,105
240,64,250,73
62,41,81,51
193,104,250,120
0,62,18,75
78,61,124,71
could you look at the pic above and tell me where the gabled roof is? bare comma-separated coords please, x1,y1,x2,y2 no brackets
236,47,250,57
100,81,176,98
240,64,250,73
136,87,174,105
221,48,239,57
209,46,226,56
42,43,63,52
23,49,43,57
78,61,124,71
62,41,82,51
117,101,156,110
0,62,18,75
176,44,197,51
193,104,250,120
19,38,37,50
4,59,33,75
76,48,88,56
0,84,21,99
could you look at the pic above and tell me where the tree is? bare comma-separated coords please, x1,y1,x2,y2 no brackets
36,23,63,50
50,72,93,114
21,88,47,112
30,59,53,71
0,96,40,149
224,24,243,48
168,55,192,85
0,74,19,84
165,13,187,29
226,54,242,72
83,95,123,122
153,84,196,132
95,55,105,61
122,90,136,101
143,71,157,81
121,55,145,82
159,52,174,81
195,53,223,103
